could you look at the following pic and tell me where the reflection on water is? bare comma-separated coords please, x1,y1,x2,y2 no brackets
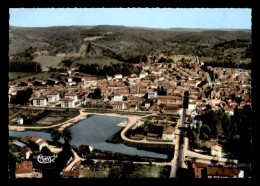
9,115,168,159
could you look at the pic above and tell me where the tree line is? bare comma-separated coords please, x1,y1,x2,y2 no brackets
78,63,142,76
9,61,42,72
189,105,252,162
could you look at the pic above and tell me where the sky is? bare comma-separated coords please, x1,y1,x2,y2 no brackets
9,8,252,29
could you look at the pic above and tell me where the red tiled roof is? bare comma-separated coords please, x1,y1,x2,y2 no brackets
62,171,81,178
207,167,241,177
20,136,32,143
163,126,175,134
16,161,33,174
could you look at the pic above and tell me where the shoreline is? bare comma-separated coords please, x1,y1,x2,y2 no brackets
8,109,144,132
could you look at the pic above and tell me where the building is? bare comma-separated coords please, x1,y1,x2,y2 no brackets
61,98,75,108
62,171,81,178
65,93,78,102
111,102,127,110
20,147,33,160
46,92,60,102
211,145,222,158
113,74,123,79
148,90,157,99
34,79,47,86
47,78,59,85
15,161,34,178
32,97,47,107
162,126,175,141
29,136,48,151
20,80,33,87
112,93,123,101
207,167,244,178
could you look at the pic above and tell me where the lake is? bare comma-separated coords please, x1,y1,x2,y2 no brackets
9,115,168,159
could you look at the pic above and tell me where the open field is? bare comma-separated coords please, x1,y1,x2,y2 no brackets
84,36,105,41
9,72,38,82
9,72,54,84
128,164,171,178
70,58,124,68
33,55,64,69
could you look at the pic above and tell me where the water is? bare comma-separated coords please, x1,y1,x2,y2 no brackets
9,115,168,159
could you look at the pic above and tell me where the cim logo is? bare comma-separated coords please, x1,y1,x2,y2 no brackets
33,154,58,164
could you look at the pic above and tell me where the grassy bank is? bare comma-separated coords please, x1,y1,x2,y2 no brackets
106,129,174,162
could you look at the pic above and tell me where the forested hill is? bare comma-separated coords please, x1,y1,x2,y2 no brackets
9,25,251,63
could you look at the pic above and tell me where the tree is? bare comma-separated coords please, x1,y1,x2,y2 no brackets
89,88,102,99
210,158,218,166
51,129,62,144
61,128,72,142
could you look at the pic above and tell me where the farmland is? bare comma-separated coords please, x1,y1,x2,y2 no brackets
70,57,124,68
33,55,64,69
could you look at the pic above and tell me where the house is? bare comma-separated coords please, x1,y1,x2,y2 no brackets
113,74,123,79
162,126,175,141
188,102,197,110
20,80,33,87
148,90,157,99
46,92,60,102
207,167,244,178
148,104,162,113
20,136,33,145
112,93,123,101
65,93,78,102
144,101,151,109
62,171,81,178
129,104,138,112
211,145,222,158
32,97,47,107
61,98,75,108
73,76,85,83
139,71,148,79
15,161,35,178
20,147,33,160
13,141,27,149
111,101,127,110
17,118,24,125
79,144,93,155
34,79,46,86
163,104,182,115
192,162,209,178
47,78,59,85
66,77,73,82
225,107,234,116
147,133,160,140
29,136,48,151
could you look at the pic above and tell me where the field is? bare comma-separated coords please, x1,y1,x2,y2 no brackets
70,58,124,68
9,72,38,82
9,72,54,84
33,55,64,69
128,164,171,178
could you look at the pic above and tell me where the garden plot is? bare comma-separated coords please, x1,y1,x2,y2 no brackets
36,116,63,125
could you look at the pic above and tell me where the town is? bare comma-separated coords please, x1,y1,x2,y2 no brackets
8,53,252,178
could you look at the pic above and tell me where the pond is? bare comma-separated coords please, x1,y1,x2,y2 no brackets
9,115,168,159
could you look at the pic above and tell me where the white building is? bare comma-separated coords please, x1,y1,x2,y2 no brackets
32,98,47,107
148,90,157,99
61,98,75,108
65,93,78,102
17,118,24,125
139,72,148,79
112,93,123,101
211,145,222,158
46,93,60,103
162,126,175,141
113,74,123,79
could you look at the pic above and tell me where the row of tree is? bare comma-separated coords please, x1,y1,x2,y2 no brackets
9,61,42,72
78,63,142,76
189,105,252,162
